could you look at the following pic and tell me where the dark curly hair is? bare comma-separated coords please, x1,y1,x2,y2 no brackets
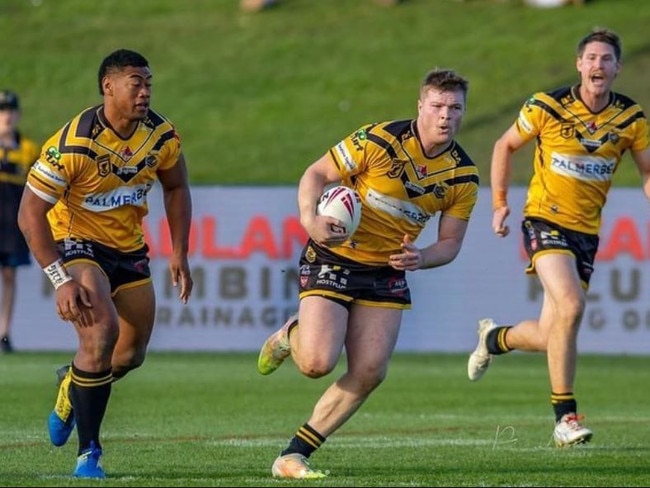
97,49,149,95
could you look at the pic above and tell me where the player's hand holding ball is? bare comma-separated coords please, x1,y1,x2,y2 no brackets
312,185,362,247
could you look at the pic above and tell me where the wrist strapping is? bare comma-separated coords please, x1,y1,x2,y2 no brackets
43,259,73,290
492,189,508,210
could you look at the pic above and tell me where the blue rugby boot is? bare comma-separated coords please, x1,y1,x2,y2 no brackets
73,441,105,479
48,365,75,446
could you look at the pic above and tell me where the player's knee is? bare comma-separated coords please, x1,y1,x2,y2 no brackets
112,349,146,379
557,295,586,324
361,367,387,392
296,358,336,378
79,333,118,364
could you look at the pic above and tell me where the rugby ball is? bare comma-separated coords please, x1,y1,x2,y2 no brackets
317,185,362,237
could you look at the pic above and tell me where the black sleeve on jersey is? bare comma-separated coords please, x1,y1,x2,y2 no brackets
143,109,166,129
452,142,479,172
443,173,480,187
612,91,644,113
58,122,97,159
365,120,412,160
150,128,177,152
55,106,102,158
530,98,564,123
615,109,646,130
547,86,573,101
381,119,413,139
75,106,101,139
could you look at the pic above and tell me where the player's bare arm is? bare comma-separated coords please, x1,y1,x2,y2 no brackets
298,153,349,246
389,216,468,271
17,187,92,324
420,215,468,269
490,124,527,238
157,152,193,303
632,147,650,201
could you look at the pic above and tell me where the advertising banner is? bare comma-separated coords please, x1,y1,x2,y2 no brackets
11,186,650,354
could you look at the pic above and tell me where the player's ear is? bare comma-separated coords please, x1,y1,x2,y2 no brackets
102,77,112,96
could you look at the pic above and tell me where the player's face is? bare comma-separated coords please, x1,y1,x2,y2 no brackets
417,88,465,145
577,41,620,97
105,66,152,121
0,108,19,138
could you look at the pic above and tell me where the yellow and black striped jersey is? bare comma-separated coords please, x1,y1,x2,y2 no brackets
515,85,649,234
0,132,39,254
328,119,479,266
26,105,181,252
0,132,38,186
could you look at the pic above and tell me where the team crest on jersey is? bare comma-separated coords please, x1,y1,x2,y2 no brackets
432,182,450,199
305,245,316,263
145,153,158,168
560,124,574,139
387,159,407,178
120,146,134,161
299,265,310,288
96,154,111,177
608,131,620,144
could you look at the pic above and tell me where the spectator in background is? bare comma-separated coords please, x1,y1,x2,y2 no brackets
524,0,588,6
241,0,404,12
0,90,39,353
240,0,278,11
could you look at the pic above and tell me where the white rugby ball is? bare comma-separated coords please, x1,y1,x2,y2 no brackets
317,185,362,237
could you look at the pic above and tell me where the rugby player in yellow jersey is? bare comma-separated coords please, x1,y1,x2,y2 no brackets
17,49,193,478
468,28,650,447
257,68,479,478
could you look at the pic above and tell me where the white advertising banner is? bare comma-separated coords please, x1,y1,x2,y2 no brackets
11,186,650,354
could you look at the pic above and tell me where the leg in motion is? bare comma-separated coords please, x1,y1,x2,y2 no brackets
257,313,298,375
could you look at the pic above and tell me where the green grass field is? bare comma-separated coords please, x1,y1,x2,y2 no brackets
2,0,650,185
1,352,649,487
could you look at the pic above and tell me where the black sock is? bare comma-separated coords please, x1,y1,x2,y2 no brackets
486,326,513,355
281,423,326,458
551,392,577,422
69,363,113,454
